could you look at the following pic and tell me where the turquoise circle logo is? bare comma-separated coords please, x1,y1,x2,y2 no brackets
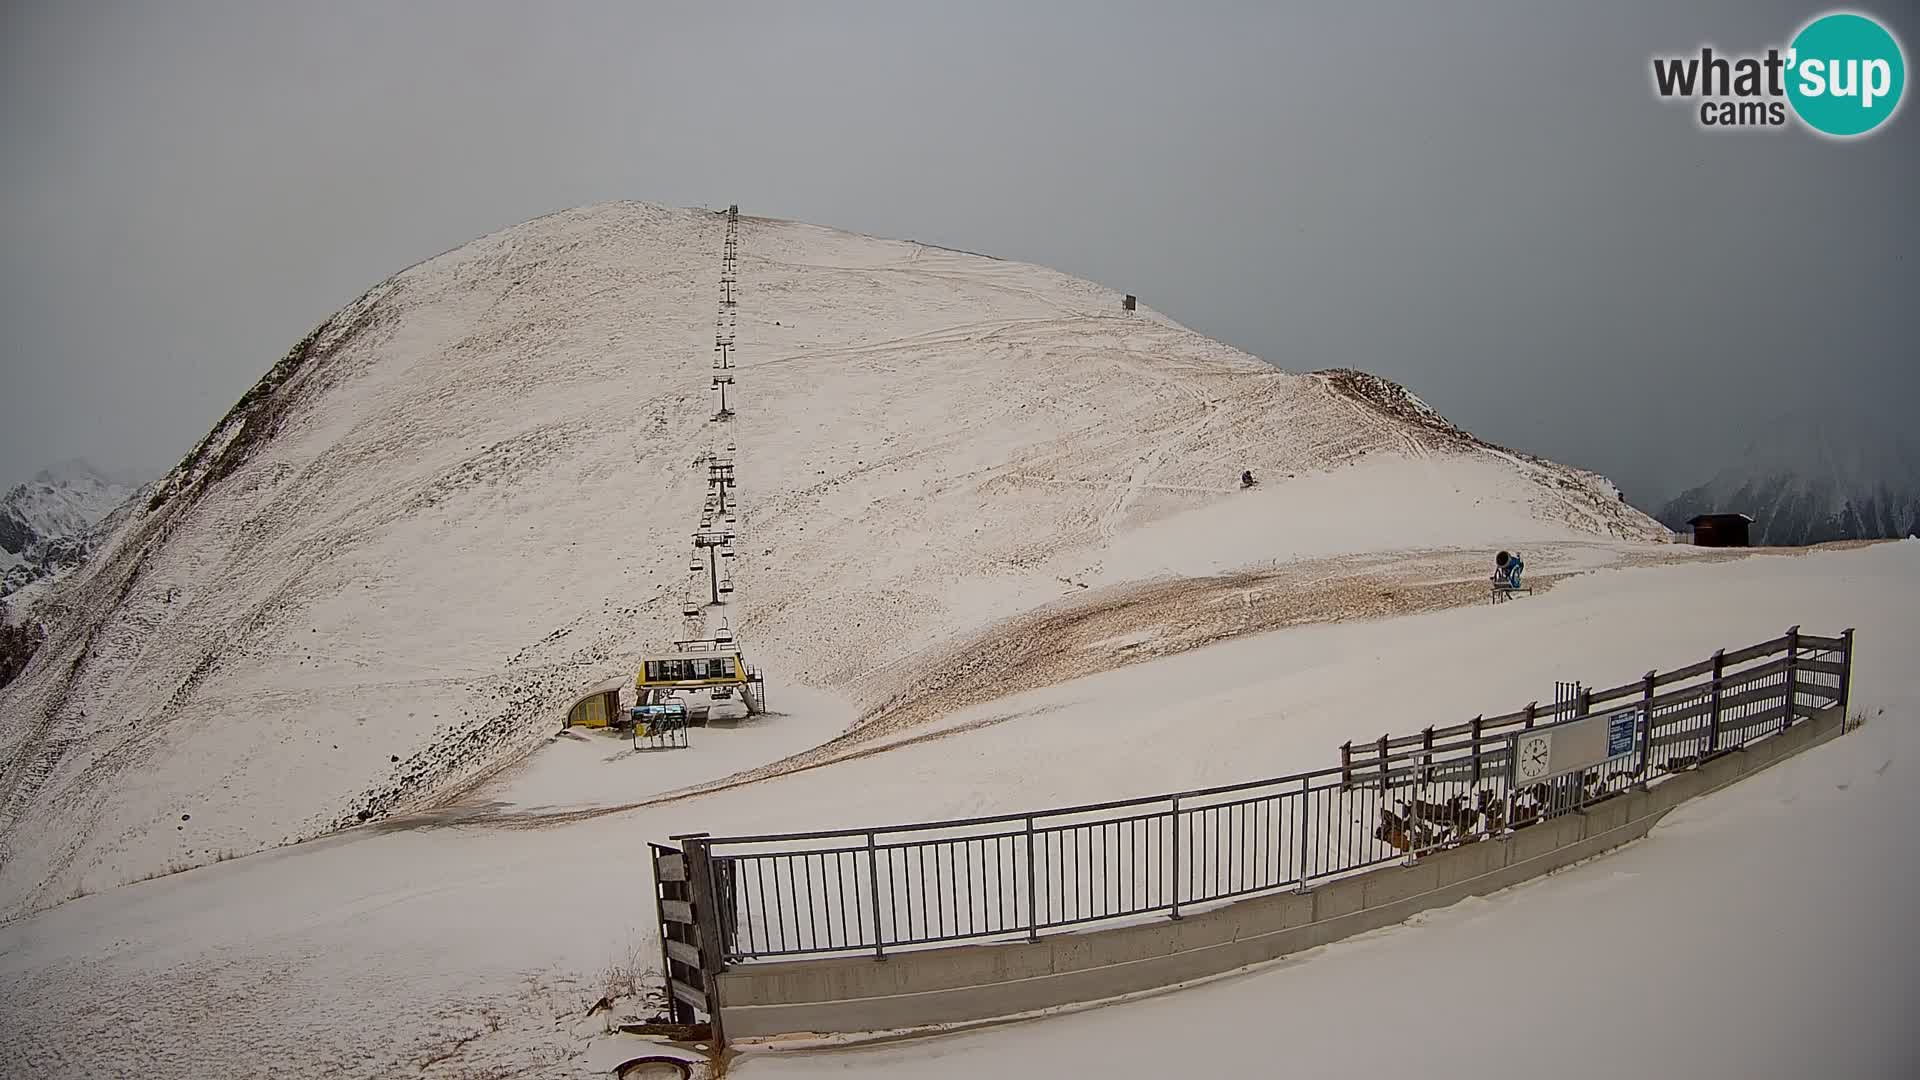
1787,12,1906,136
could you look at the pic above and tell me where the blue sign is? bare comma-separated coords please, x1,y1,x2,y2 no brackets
1607,710,1638,758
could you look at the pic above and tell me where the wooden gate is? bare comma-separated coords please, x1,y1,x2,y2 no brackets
650,836,728,1045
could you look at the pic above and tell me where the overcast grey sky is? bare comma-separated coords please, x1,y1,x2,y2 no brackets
3,1,1915,506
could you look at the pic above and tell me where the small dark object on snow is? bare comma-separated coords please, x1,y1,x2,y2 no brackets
181,813,190,821
356,809,372,822
1240,470,1257,489
390,754,399,762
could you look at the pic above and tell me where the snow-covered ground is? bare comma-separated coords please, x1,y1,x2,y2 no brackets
1,542,1912,1078
6,200,1898,1078
473,683,858,813
734,688,1918,1080
0,201,1658,915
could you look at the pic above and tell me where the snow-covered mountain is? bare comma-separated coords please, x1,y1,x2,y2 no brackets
0,460,148,601
1658,415,1920,545
0,201,1664,914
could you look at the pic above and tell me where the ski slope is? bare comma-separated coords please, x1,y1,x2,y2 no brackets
1,541,1913,1079
0,202,1660,915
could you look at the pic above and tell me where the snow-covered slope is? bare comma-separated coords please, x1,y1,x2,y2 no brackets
1659,412,1920,544
1,541,1910,1080
0,460,147,601
0,201,1663,915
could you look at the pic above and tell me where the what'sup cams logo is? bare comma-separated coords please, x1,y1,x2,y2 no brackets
1652,10,1906,137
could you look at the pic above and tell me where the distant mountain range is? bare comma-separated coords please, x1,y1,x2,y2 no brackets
0,460,150,601
1658,416,1920,545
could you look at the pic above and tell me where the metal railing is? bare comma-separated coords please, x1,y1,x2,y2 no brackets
664,627,1852,964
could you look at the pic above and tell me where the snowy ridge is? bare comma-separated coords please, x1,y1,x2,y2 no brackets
1316,367,1657,543
0,200,1666,914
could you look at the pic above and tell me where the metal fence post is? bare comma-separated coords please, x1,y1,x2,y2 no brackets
1295,776,1311,893
1707,649,1725,755
1340,741,1352,791
1781,625,1799,736
1573,686,1594,809
1025,816,1041,941
1168,797,1183,920
1470,716,1484,784
866,831,885,960
1406,748,1426,866
1638,669,1656,783
1421,727,1435,785
1376,734,1389,792
1502,734,1517,832
1839,628,1855,730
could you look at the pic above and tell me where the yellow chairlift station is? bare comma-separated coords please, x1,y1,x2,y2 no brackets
634,637,766,712
637,648,744,688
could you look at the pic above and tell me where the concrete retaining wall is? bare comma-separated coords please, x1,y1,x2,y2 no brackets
718,704,1844,1040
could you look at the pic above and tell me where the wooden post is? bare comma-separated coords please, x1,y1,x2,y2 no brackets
1340,741,1352,791
1523,702,1537,729
650,844,689,1024
1706,649,1726,755
678,833,728,1048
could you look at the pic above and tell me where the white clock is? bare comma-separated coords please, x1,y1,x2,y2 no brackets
1516,733,1553,782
